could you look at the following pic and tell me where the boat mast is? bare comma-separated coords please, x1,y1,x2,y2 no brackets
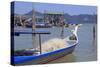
32,4,35,31
32,3,36,52
32,3,42,54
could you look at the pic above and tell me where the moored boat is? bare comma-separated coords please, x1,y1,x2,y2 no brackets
11,25,79,65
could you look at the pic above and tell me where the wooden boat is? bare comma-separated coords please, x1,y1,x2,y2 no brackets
11,2,80,65
12,43,77,65
11,24,80,65
11,30,78,65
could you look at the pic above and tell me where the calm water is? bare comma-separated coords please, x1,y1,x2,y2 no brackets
14,23,97,62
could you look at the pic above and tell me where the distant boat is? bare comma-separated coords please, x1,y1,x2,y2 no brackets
25,22,52,28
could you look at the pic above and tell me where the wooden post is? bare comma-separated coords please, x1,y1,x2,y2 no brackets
32,3,42,54
93,25,95,45
39,34,42,54
60,13,64,39
32,3,36,53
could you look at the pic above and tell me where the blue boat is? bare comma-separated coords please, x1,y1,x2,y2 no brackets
12,43,77,65
11,25,80,65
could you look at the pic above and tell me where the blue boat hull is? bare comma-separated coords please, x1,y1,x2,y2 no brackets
11,43,77,65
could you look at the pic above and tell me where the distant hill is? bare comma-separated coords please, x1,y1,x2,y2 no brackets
13,10,97,24
64,14,97,24
24,10,44,18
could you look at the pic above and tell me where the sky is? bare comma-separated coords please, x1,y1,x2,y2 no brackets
14,1,97,15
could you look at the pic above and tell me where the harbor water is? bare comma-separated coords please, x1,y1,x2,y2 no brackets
14,23,97,63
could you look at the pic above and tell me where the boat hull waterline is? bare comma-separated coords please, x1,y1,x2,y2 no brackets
11,43,77,65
